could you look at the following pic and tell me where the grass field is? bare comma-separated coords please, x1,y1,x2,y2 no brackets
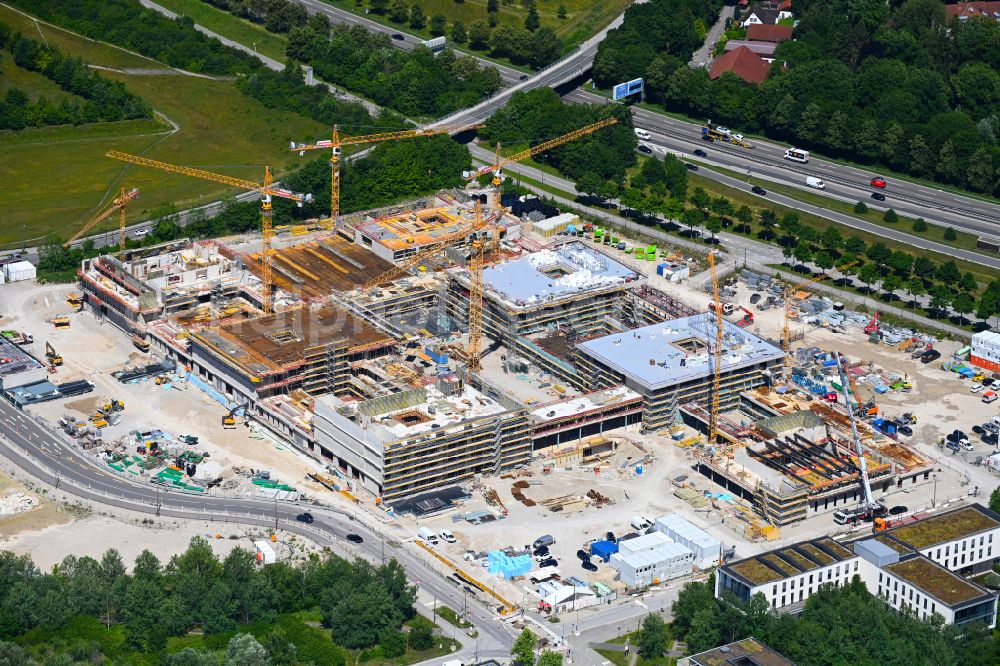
151,0,289,63
318,0,629,60
0,4,328,246
0,48,75,101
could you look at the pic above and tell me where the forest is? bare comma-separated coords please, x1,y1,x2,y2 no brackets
594,0,1000,196
0,539,443,664
670,575,999,665
479,88,637,186
0,24,151,130
286,24,503,118
10,0,264,75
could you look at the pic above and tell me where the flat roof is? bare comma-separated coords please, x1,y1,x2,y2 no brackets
528,386,641,423
193,304,393,378
0,337,45,377
723,537,857,587
656,513,721,550
376,384,506,439
884,555,992,607
689,638,795,666
578,314,785,390
356,206,466,251
886,505,1000,551
467,242,638,309
613,542,692,568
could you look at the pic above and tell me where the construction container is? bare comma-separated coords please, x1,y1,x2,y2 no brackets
657,263,669,276
3,261,35,283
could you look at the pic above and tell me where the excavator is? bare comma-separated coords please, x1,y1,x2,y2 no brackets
222,403,245,429
45,341,63,367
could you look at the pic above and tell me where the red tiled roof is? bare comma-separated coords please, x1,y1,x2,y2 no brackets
710,47,770,84
944,1,1000,17
778,0,792,10
746,23,793,42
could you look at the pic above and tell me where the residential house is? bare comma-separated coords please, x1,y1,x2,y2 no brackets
710,46,771,84
742,2,781,26
746,24,794,43
944,1,1000,21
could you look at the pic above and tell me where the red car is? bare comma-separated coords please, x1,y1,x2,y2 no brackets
870,176,887,188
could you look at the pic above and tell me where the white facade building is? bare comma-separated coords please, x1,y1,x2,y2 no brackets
610,531,694,587
654,513,721,569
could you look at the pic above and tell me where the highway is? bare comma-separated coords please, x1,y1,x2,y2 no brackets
0,397,514,654
565,90,1000,239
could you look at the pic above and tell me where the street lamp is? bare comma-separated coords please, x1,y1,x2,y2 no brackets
932,473,938,507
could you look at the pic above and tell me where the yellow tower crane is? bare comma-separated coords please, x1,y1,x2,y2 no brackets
465,117,618,211
65,187,139,254
781,261,857,361
106,151,312,315
290,123,483,225
707,252,725,450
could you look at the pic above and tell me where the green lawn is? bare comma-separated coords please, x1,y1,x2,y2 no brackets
0,48,75,101
317,0,629,64
704,163,982,253
151,0,289,62
595,630,678,666
0,4,328,246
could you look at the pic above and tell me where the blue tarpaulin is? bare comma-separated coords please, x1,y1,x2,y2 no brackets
590,540,619,562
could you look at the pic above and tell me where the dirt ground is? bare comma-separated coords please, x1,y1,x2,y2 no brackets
0,282,347,504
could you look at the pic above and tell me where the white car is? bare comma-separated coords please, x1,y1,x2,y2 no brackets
715,126,731,136
132,228,149,238
962,441,975,451
971,383,984,393
732,133,745,142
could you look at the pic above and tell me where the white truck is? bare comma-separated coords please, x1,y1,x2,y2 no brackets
418,527,439,545
805,176,826,189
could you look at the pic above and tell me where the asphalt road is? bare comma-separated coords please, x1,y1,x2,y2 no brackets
565,89,1000,241
0,398,513,652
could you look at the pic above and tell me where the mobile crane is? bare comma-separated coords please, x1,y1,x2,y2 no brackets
106,151,312,315
290,123,482,224
65,187,139,254
833,352,885,525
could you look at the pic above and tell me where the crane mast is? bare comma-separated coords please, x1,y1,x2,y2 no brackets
467,201,485,374
835,352,877,510
707,252,724,449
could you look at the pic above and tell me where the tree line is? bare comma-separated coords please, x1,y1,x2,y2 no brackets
0,538,433,663
0,23,151,130
479,88,638,186
12,0,264,75
670,575,998,664
595,0,1000,196
286,23,503,118
200,0,313,34
236,63,406,133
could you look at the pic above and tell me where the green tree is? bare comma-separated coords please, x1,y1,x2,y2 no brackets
672,578,716,639
100,549,127,628
854,201,868,214
944,227,957,241
736,205,753,232
705,216,723,242
959,272,978,292
937,260,961,284
858,263,880,292
966,146,996,193
429,13,446,35
883,209,898,223
821,226,842,251
929,284,953,312
527,27,561,68
381,630,407,658
388,0,409,23
451,19,467,43
883,273,902,300
468,20,492,48
525,5,540,31
977,290,999,322
908,134,931,176
912,217,928,232
488,0,500,12
226,633,270,666
913,256,936,280
686,607,721,653
905,277,926,306
637,613,670,659
888,251,913,276
953,292,975,322
558,4,567,18
512,628,536,666
370,0,389,12
262,627,297,666
814,250,834,271
536,652,562,666
409,3,426,29
936,139,959,183
681,208,704,235
409,619,434,650
882,122,904,164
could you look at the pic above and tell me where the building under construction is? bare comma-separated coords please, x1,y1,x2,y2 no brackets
694,388,933,527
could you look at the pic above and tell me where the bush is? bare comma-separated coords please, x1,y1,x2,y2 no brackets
407,620,434,651
883,208,898,223
984,572,1000,589
912,217,928,232
853,201,868,214
944,227,957,240
380,630,407,658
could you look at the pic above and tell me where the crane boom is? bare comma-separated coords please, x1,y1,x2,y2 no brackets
835,352,876,509
707,252,724,449
106,151,312,314
465,117,618,182
65,187,139,249
290,123,482,224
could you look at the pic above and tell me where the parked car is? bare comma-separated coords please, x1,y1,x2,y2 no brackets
576,549,590,561
296,512,314,524
973,425,986,436
346,533,363,544
962,441,975,451
971,383,985,393
984,433,998,446
582,561,598,572
920,349,941,363
693,148,708,157
898,425,913,437
870,176,887,188
637,144,653,154
539,558,558,568
871,192,886,201
889,505,907,516
983,378,996,387
751,185,767,195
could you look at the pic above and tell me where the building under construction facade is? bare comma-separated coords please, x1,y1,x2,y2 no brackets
313,376,531,501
